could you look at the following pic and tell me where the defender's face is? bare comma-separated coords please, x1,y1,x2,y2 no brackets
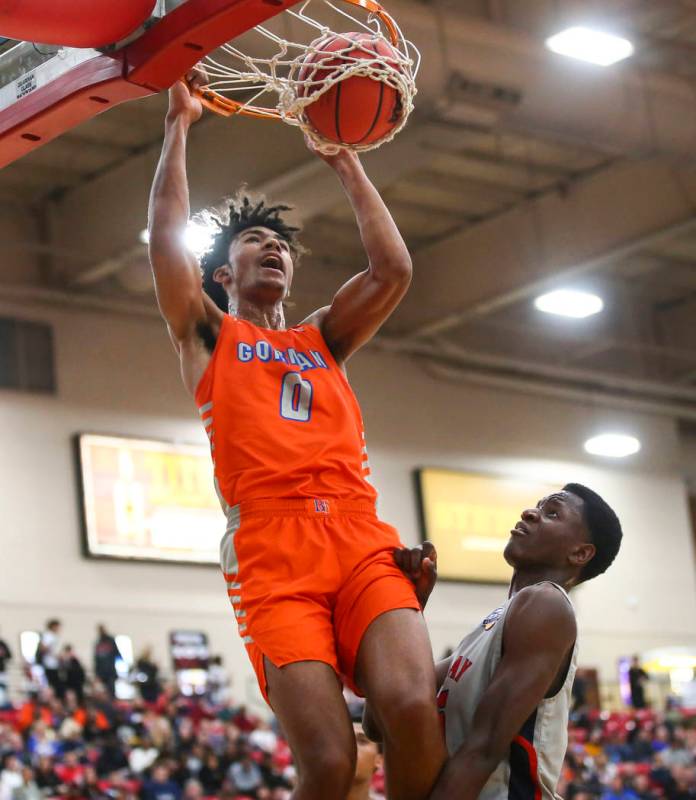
224,226,294,302
503,490,589,572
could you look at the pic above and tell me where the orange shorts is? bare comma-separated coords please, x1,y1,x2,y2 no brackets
219,498,419,703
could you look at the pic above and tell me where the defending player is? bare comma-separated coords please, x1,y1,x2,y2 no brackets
379,483,623,800
147,75,445,800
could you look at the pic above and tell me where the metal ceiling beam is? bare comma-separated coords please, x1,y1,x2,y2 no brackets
6,278,696,421
0,283,159,319
63,117,440,286
470,315,696,368
49,0,696,232
399,158,696,340
374,334,696,413
422,361,696,424
390,2,696,162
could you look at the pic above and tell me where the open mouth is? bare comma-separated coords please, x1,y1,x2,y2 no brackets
261,254,284,273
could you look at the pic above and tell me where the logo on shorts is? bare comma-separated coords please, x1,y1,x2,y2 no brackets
314,499,330,514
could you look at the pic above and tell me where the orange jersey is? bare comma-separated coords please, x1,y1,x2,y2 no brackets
194,315,377,507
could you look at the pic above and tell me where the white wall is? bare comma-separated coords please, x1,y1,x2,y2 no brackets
1,300,695,708
680,430,696,493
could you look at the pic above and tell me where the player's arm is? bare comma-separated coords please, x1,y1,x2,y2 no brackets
148,75,222,346
429,585,576,800
303,144,411,363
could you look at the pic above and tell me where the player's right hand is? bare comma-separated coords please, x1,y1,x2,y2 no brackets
167,69,207,125
394,541,437,610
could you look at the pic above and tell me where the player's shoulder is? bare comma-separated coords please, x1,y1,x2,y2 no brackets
300,305,330,331
506,583,576,639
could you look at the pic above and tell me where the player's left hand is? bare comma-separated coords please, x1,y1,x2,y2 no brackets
394,541,437,610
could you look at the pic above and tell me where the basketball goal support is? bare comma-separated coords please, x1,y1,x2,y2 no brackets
0,0,301,169
0,0,158,48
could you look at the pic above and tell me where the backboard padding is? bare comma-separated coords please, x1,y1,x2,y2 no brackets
0,0,299,168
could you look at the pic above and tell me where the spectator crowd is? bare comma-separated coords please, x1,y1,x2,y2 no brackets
0,619,385,800
0,679,305,800
0,622,694,800
562,706,696,800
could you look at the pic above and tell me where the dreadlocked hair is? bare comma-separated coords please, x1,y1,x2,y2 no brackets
199,193,304,313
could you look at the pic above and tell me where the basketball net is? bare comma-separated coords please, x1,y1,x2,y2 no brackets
191,0,419,154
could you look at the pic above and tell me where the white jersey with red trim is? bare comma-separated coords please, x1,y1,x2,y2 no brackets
437,583,578,800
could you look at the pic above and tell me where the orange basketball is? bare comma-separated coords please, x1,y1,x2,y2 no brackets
297,32,405,147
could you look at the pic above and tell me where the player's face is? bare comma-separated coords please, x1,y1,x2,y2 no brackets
352,722,380,787
226,226,294,302
503,491,590,572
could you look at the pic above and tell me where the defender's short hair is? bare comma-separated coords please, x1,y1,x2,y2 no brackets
199,194,302,312
564,483,622,582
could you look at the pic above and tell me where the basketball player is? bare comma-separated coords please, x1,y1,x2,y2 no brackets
379,483,623,800
147,74,445,800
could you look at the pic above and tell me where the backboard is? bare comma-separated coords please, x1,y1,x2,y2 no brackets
0,0,300,169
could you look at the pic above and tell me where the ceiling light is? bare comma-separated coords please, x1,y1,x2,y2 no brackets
584,434,641,458
183,220,216,257
140,222,215,256
534,289,604,318
546,26,634,66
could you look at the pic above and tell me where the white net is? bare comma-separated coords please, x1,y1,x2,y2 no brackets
196,0,419,153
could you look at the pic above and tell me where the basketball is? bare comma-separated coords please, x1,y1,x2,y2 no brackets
296,32,405,147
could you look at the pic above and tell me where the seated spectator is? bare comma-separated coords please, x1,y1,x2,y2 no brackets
198,752,225,795
128,734,159,776
257,752,291,794
143,709,173,751
26,720,60,760
182,778,204,800
248,722,277,755
232,707,257,735
228,747,263,799
95,734,129,776
670,766,696,800
629,730,656,763
663,731,693,769
602,776,639,800
141,762,182,800
54,750,86,787
16,693,53,734
0,755,23,800
633,773,658,800
33,755,60,794
10,765,42,800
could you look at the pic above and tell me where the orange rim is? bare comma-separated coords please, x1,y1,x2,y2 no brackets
188,0,402,120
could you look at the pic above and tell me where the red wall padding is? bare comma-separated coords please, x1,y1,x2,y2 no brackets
0,0,158,47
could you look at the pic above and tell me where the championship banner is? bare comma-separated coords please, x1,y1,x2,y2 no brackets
416,468,555,584
76,433,223,564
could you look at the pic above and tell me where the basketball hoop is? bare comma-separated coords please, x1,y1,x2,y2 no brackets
189,0,419,153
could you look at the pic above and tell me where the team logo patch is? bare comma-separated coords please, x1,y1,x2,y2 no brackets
482,605,506,631
314,499,330,514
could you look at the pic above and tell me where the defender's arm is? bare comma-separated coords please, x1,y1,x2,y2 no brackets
304,146,411,363
429,585,576,800
148,78,220,345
